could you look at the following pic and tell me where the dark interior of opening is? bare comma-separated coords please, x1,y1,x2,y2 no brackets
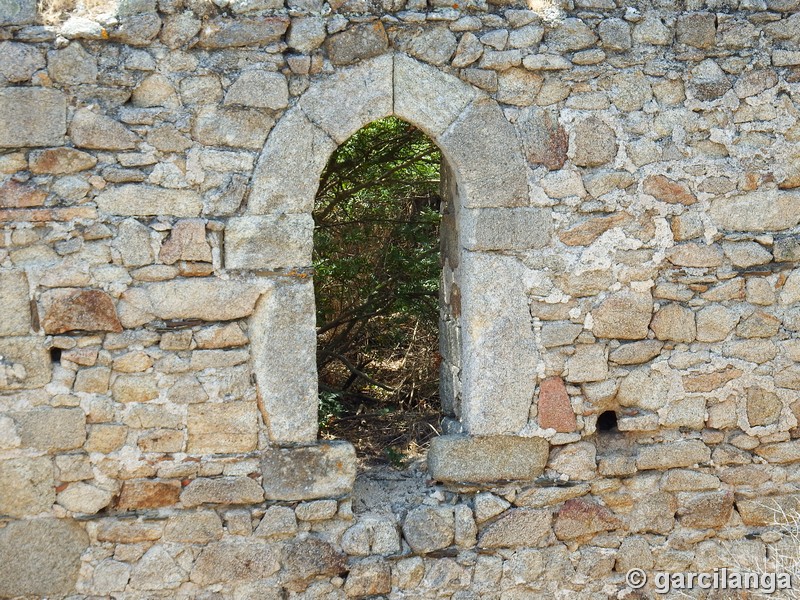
50,347,62,363
597,410,618,432
313,116,443,468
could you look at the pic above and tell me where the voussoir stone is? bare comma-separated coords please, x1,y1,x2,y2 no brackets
0,88,67,148
261,441,356,500
0,519,88,598
119,279,263,324
427,435,549,483
41,288,122,334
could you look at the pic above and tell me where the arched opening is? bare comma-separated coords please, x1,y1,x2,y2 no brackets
314,116,447,467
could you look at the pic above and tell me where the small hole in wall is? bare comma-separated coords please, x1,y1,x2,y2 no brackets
49,347,62,363
597,410,618,432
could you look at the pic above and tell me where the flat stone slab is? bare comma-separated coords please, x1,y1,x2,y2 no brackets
0,88,66,147
261,441,356,500
0,518,88,597
428,435,550,483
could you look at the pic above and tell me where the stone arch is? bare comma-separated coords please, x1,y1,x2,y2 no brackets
226,53,540,445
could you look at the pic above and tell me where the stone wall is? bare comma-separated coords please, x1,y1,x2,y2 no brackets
0,0,800,596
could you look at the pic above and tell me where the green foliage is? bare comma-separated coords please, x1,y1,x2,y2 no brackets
314,116,442,418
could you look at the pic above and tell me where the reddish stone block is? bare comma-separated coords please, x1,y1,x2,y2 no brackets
117,480,181,510
41,288,123,334
538,376,577,433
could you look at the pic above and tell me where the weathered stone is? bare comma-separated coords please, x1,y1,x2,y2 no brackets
97,184,202,217
0,88,67,148
609,340,663,365
128,545,185,591
617,367,669,411
96,519,163,543
181,476,265,506
344,560,392,597
119,278,262,325
112,373,159,403
254,505,298,540
159,219,212,264
132,73,178,108
565,344,608,383
637,440,711,470
666,242,723,268
781,270,800,306
341,515,400,556
440,98,528,208
296,499,338,521
41,288,122,334
737,495,800,526
324,22,388,66
723,241,772,268
224,71,289,110
517,106,568,171
0,337,51,390
110,13,162,46
775,236,800,262
0,519,88,598
546,17,598,52
497,68,543,106
682,367,741,393
695,305,739,342
428,435,549,483
689,59,731,101
250,281,317,443
287,16,326,53
643,175,697,206
187,402,258,453
403,506,454,553
12,407,85,452
592,291,652,340
0,456,54,517
452,31,483,68
0,180,44,209
92,559,131,594
612,71,652,112
540,321,583,348
0,271,30,336
746,386,782,427
598,17,631,50
559,214,627,247
249,109,337,214
192,106,273,150
626,491,677,534
164,510,223,543
69,108,139,150
679,491,733,528
677,12,716,48
0,41,43,82
650,303,696,343
57,482,113,514
737,310,780,339
404,26,458,66
224,215,313,270
281,538,347,590
478,507,551,548
711,191,800,232
394,54,475,138
261,441,355,500
776,365,800,390
538,377,576,432
160,12,202,48
571,117,617,167
554,498,620,541
29,147,97,175
541,168,587,199
461,207,552,251
113,218,153,267
118,480,182,509
198,16,289,48
49,43,97,84
661,469,720,492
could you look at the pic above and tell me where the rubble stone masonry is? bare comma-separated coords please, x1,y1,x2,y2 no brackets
0,0,799,595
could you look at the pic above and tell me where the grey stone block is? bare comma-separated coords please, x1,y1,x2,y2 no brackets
261,441,356,500
0,0,36,26
0,336,51,390
224,214,313,270
461,207,552,251
427,435,549,483
0,271,30,336
0,88,66,148
0,519,88,597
